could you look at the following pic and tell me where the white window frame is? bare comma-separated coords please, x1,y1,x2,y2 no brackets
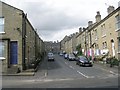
0,17,5,33
101,24,106,37
94,29,98,41
115,15,120,31
0,41,5,59
118,38,120,53
102,42,107,49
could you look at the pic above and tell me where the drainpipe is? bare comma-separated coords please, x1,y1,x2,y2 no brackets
84,28,87,57
35,30,37,60
22,12,26,70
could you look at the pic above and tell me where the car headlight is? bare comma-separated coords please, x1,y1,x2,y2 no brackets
80,60,84,63
90,60,93,63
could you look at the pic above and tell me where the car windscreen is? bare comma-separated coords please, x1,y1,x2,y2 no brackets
69,54,75,57
80,57,88,61
48,53,53,56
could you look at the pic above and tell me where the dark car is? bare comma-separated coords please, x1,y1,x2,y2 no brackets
68,53,76,61
76,56,93,67
47,53,55,61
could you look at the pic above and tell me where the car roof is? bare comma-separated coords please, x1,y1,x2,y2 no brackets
48,53,53,54
78,56,86,58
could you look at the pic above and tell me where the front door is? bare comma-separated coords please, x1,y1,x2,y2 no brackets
10,41,18,64
111,40,115,57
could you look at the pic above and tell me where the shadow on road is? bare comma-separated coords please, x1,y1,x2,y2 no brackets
47,59,62,70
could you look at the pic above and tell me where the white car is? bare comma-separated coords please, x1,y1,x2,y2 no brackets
48,53,55,61
64,54,68,59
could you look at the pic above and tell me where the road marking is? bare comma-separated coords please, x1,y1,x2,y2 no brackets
45,72,47,77
69,65,75,69
34,78,75,82
65,62,68,65
95,65,118,75
109,71,118,75
76,71,89,78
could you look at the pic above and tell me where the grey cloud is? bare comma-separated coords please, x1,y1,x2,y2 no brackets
19,1,87,41
37,12,86,30
23,2,86,31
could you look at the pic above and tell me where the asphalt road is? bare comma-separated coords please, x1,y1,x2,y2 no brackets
2,54,119,88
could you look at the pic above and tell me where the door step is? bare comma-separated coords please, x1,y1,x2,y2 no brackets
6,66,18,74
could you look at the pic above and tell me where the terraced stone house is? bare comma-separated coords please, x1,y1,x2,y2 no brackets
0,1,45,74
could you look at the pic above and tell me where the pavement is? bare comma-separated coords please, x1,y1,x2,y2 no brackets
1,56,48,76
1,68,35,76
1,61,43,76
94,61,119,74
94,61,119,69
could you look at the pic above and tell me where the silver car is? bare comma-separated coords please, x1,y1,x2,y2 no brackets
68,53,76,61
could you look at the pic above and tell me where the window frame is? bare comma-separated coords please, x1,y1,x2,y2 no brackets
118,38,120,52
101,24,106,37
115,14,120,31
0,17,5,33
94,29,98,40
0,41,5,59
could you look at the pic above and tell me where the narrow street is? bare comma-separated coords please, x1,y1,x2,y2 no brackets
2,54,118,88
1,1,120,90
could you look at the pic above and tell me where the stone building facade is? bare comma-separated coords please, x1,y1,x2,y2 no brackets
0,1,45,74
61,5,120,60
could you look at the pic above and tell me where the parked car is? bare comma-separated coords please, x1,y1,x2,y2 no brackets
64,54,68,59
76,56,93,67
59,52,63,56
47,53,55,61
68,53,76,61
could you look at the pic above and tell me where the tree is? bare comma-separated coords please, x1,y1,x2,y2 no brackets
76,44,82,56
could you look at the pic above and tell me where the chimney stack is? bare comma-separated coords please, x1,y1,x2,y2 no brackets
118,1,120,7
83,27,86,31
107,6,115,14
95,11,101,23
79,27,82,33
88,21,93,26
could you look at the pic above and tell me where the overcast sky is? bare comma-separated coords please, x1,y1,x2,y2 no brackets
2,0,120,41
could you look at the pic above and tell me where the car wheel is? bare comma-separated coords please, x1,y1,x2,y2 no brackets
79,63,82,66
90,65,93,67
76,62,78,65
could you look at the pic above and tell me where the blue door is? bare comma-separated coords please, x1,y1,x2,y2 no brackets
10,41,18,64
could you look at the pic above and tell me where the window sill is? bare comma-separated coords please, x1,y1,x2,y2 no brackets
0,32,5,34
115,28,120,32
117,51,120,54
95,38,98,41
102,34,106,38
0,57,5,60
